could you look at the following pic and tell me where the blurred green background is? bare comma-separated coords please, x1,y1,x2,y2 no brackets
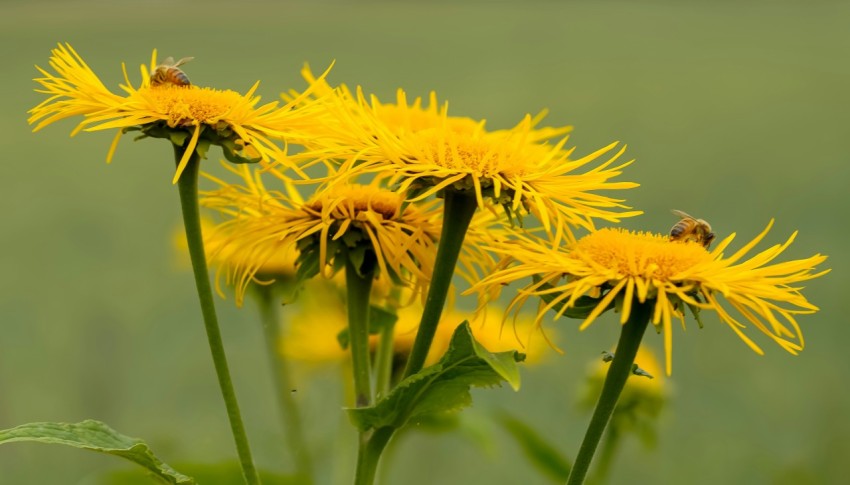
2,0,848,483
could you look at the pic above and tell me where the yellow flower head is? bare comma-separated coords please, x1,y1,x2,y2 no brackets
283,71,641,240
200,164,442,306
172,219,300,301
29,43,331,183
284,66,483,139
470,221,829,375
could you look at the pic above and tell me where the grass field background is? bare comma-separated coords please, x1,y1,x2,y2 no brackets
1,1,848,483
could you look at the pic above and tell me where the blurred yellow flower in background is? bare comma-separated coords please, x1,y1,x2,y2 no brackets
29,43,331,183
172,218,300,301
471,222,829,375
583,346,666,407
578,346,667,481
280,290,553,368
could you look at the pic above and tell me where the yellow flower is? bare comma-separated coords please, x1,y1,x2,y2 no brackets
200,164,443,306
280,280,349,365
29,43,330,183
580,347,667,447
285,66,483,139
394,305,555,366
281,292,551,367
283,71,641,239
172,219,299,301
471,221,829,374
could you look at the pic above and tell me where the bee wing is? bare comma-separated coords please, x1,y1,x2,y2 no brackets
173,57,194,67
159,56,175,67
671,209,696,221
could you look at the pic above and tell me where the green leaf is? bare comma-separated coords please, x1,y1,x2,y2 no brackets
347,321,524,432
101,462,298,485
496,412,571,483
0,420,194,484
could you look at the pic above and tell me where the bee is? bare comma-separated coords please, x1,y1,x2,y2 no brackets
150,56,194,87
669,209,715,248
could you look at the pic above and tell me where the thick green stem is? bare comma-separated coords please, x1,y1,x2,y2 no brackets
402,189,477,378
587,427,620,485
565,301,652,485
254,286,313,484
345,255,376,408
355,427,395,485
174,145,260,485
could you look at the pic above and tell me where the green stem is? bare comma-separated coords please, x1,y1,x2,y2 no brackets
565,301,652,485
355,427,395,485
174,145,260,485
345,254,376,408
402,189,478,378
254,285,314,484
373,317,396,401
587,427,620,485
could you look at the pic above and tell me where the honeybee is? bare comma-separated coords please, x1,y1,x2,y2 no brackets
150,56,194,87
669,209,715,248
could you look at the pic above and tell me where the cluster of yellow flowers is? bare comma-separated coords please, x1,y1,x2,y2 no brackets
30,43,828,376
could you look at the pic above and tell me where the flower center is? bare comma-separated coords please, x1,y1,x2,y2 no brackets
569,228,712,280
376,104,480,136
418,130,512,178
304,185,404,220
143,85,243,127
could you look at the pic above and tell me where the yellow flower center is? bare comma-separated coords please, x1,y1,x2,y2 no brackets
569,228,712,280
419,129,532,178
141,85,243,128
376,104,480,136
304,184,404,220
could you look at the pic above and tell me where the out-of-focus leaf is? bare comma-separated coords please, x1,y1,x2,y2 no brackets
0,420,193,484
100,462,299,485
496,412,571,483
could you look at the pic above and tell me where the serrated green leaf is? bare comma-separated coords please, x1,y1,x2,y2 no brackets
0,420,194,484
347,321,523,432
496,412,571,483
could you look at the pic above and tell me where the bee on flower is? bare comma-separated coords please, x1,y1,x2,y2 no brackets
470,219,828,375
